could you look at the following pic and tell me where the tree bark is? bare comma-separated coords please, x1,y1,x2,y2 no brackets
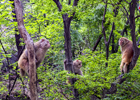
10,0,23,56
14,0,37,100
102,1,114,66
92,34,102,52
105,0,140,96
53,0,79,99
128,0,139,71
102,0,121,67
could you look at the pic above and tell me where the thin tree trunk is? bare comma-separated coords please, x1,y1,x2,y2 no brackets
14,0,37,99
53,0,79,99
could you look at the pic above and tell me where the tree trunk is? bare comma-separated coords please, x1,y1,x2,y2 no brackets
53,0,79,99
10,0,23,56
129,0,139,71
63,13,79,100
14,0,37,100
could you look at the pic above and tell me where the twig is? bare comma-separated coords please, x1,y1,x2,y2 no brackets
135,15,140,19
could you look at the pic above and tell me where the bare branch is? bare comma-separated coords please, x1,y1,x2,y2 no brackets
68,0,79,20
102,1,108,43
135,15,140,19
124,0,131,4
92,34,102,51
107,22,114,43
53,0,62,11
73,0,79,6
0,40,10,66
68,0,71,5
121,4,129,19
103,0,114,6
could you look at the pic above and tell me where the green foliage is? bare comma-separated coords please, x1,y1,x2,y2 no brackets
76,50,120,99
36,49,122,99
0,0,140,99
37,66,73,99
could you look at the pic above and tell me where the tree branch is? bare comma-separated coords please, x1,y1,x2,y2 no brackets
53,0,62,11
124,0,131,4
135,15,140,19
0,40,10,66
69,0,79,20
92,34,102,51
73,0,79,6
68,0,71,5
121,4,129,19
107,22,114,43
14,0,37,99
121,19,129,36
137,37,140,46
128,0,139,71
102,1,108,43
